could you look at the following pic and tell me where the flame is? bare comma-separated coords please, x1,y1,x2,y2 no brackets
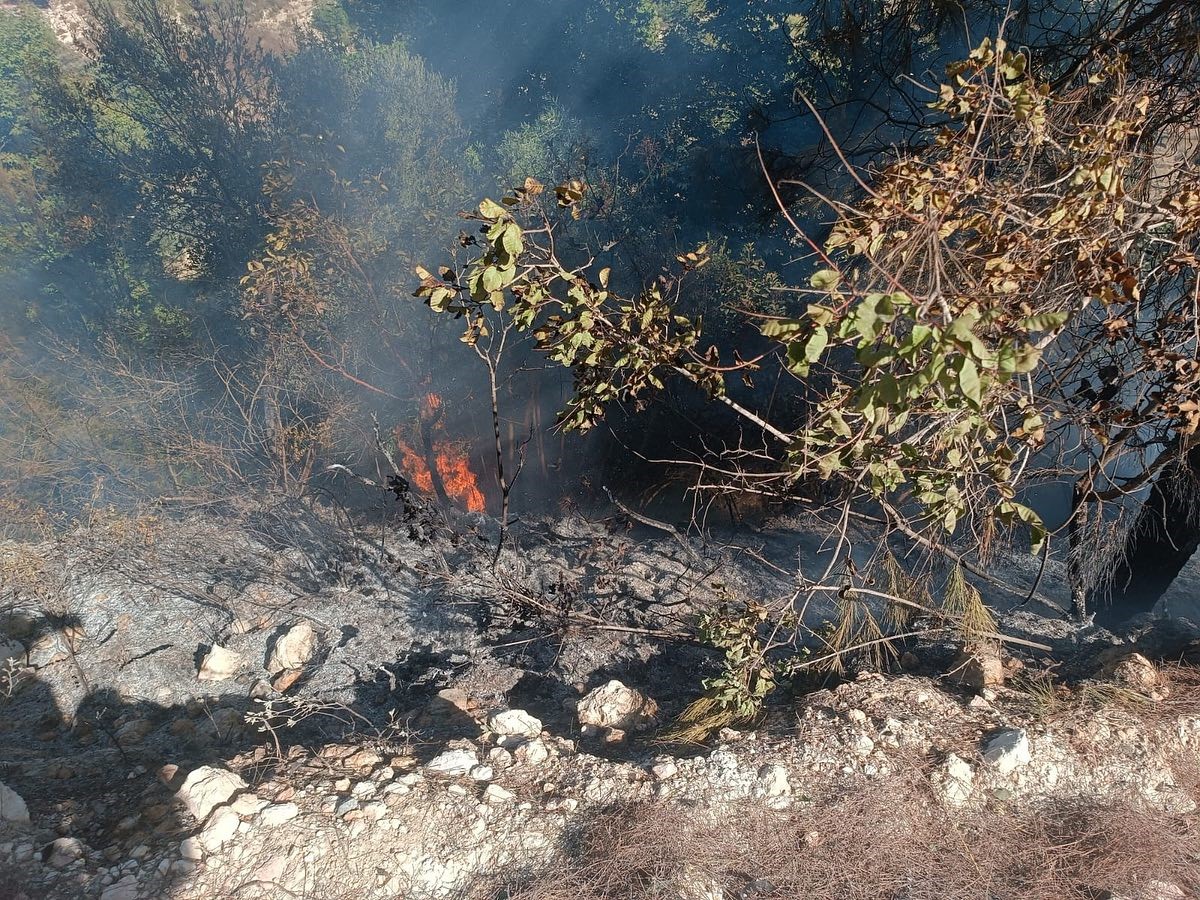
394,394,486,513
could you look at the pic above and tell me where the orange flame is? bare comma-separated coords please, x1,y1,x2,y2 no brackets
394,395,486,513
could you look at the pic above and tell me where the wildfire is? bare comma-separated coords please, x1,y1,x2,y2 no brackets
394,393,486,513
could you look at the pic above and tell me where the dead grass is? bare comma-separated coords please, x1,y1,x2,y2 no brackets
505,784,1200,900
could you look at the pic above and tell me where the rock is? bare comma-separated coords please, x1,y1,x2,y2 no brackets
516,738,550,766
469,765,494,782
951,644,1004,691
178,766,249,821
758,764,791,798
0,782,30,824
199,806,240,852
1101,652,1169,700
179,837,203,861
484,784,515,803
197,645,244,681
932,754,975,808
100,875,140,900
425,748,478,777
267,622,316,674
45,836,85,868
232,793,268,816
272,668,303,693
577,680,658,732
651,759,678,780
343,749,383,774
982,728,1032,775
488,709,543,739
258,802,299,827
115,718,154,746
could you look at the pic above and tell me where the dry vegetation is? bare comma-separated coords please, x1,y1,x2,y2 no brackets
509,790,1200,900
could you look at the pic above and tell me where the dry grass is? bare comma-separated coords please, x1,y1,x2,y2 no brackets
505,785,1200,900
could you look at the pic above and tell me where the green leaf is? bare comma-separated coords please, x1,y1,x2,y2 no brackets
479,198,507,219
810,269,841,291
1020,311,1068,332
958,356,982,406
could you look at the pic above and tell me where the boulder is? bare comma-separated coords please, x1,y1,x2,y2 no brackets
45,836,84,868
488,709,543,739
932,754,975,808
197,645,244,681
425,748,478,777
951,644,1004,691
0,782,29,824
177,766,248,821
1100,652,1169,700
267,622,317,674
198,806,239,853
982,728,1032,775
577,680,658,732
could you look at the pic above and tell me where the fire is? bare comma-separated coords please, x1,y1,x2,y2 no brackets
394,393,486,513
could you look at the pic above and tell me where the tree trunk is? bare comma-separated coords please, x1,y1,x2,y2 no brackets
1091,445,1200,628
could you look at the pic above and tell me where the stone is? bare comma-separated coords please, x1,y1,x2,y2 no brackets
933,754,975,808
115,718,154,746
951,644,1004,691
982,728,1032,775
46,836,85,868
272,668,303,693
484,784,515,803
178,835,202,864
488,709,543,739
178,766,249,822
231,794,268,816
0,782,29,824
199,807,240,852
651,760,678,780
516,738,550,766
258,802,299,827
197,645,244,681
425,748,478,777
759,764,791,798
267,622,317,674
343,749,383,774
469,765,494,782
100,875,140,900
1101,652,1169,700
577,680,658,731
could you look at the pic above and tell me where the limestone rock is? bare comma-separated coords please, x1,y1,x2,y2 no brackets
932,754,975,808
0,781,29,824
577,680,658,732
425,748,478,777
758,764,791,798
488,709,543,739
178,766,249,822
258,802,299,827
199,806,240,853
100,875,140,900
45,836,84,868
197,644,244,681
982,728,1032,775
951,644,1004,691
267,622,317,674
1101,652,1169,700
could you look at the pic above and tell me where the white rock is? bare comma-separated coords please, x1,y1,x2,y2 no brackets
178,766,249,821
425,748,478,776
484,784,515,803
0,782,29,824
651,760,678,780
179,837,203,861
257,802,299,827
267,622,316,674
100,876,140,900
197,645,244,681
516,738,550,766
982,728,1032,775
933,754,975,808
199,806,240,853
46,836,84,868
577,680,658,731
469,765,494,782
759,764,791,798
488,709,543,739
